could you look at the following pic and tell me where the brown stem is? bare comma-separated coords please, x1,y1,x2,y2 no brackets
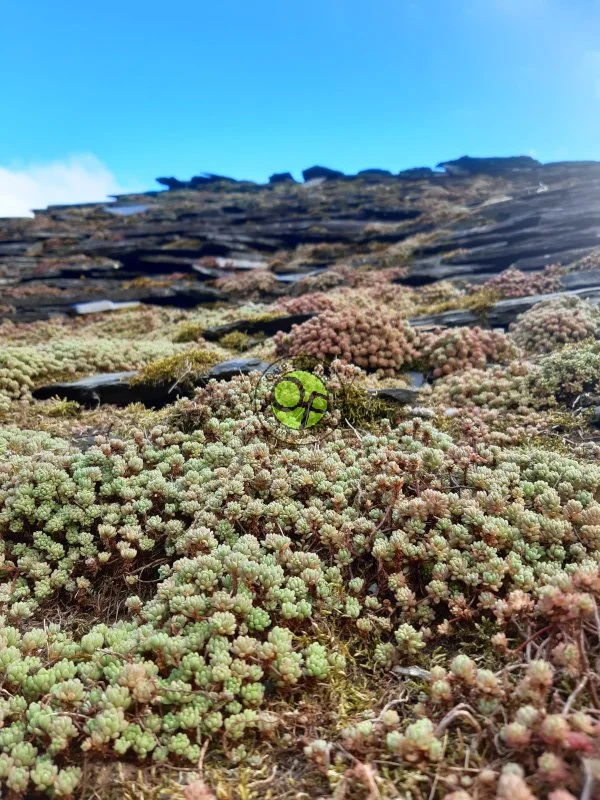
512,624,553,654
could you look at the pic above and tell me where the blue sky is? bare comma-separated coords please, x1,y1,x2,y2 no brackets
1,0,600,214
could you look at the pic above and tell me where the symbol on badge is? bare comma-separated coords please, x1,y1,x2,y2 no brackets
271,370,328,430
252,355,344,445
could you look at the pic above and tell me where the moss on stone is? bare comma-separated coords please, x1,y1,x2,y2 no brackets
130,348,221,386
218,331,251,351
172,321,205,343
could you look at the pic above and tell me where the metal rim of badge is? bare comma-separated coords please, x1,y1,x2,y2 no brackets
252,355,345,445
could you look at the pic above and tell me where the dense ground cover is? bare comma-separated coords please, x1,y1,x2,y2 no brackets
3,172,600,798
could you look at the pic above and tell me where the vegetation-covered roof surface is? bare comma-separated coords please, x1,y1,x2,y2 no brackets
2,158,600,799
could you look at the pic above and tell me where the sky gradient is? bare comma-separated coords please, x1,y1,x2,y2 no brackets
1,0,600,214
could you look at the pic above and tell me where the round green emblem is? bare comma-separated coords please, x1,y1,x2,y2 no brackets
271,370,328,430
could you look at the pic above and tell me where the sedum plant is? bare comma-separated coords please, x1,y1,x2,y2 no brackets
510,296,600,354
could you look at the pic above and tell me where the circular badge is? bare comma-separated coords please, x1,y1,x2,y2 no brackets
253,355,345,445
271,370,328,430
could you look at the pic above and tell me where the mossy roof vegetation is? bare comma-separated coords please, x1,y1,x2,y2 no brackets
2,160,600,798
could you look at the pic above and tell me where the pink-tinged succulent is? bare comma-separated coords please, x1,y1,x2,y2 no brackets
568,248,600,272
386,718,443,763
501,722,533,748
478,264,563,299
274,308,422,376
449,654,477,686
214,269,280,297
496,764,537,800
539,715,571,747
515,661,555,704
292,268,350,294
547,792,578,800
431,362,532,410
422,325,518,378
275,291,338,314
510,296,600,354
564,731,594,754
348,266,409,287
537,752,569,785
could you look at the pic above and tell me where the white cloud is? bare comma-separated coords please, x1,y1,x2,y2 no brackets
0,154,139,218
